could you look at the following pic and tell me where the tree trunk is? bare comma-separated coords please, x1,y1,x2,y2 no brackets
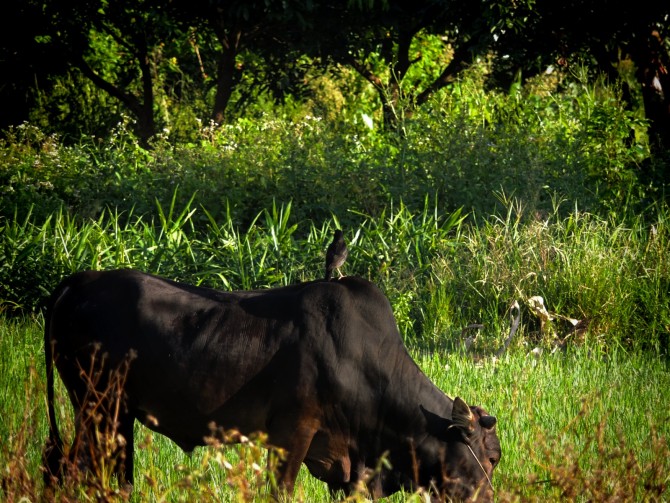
211,26,242,125
633,29,670,158
136,42,156,148
75,54,156,148
640,70,670,157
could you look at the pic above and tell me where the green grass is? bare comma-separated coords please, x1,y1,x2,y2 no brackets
420,349,670,500
2,196,669,352
1,317,668,501
1,146,669,501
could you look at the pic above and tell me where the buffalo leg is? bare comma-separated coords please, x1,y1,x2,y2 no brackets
273,419,319,496
66,406,135,489
115,412,135,489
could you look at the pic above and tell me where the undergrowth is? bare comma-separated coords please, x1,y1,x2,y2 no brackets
2,61,668,502
2,194,667,353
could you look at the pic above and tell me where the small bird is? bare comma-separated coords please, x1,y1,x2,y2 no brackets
325,229,348,280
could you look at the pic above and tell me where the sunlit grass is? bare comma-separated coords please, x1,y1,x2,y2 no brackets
1,317,668,501
2,195,668,352
417,347,670,500
1,190,669,501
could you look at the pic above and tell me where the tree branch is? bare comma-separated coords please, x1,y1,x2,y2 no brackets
415,44,474,106
74,56,142,116
344,53,384,92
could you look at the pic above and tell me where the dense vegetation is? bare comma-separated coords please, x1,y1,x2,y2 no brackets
2,69,668,352
4,0,670,153
1,7,669,499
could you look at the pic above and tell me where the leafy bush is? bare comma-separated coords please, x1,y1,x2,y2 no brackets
1,69,667,351
0,65,655,234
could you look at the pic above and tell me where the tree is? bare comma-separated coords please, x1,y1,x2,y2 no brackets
296,1,533,129
491,0,670,158
4,0,317,141
176,0,316,125
0,1,69,132
21,0,193,146
6,0,668,157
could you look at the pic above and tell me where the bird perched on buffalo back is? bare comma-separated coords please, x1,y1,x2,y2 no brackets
325,229,348,280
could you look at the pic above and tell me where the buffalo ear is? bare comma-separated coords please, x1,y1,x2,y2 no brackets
420,404,451,438
451,397,475,433
479,415,497,430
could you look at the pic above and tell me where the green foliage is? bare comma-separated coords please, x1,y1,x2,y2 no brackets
1,66,654,231
430,196,670,353
1,70,667,349
2,10,669,500
1,72,667,348
1,188,669,353
5,0,669,158
395,64,651,218
29,70,124,141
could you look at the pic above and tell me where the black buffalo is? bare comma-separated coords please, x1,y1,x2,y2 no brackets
43,269,500,500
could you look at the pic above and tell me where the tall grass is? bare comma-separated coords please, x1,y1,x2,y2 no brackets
1,194,668,352
424,196,670,352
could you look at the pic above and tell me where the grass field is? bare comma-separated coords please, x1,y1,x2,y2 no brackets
1,316,668,501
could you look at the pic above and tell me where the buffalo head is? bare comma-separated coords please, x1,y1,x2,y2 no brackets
418,397,501,502
442,397,500,501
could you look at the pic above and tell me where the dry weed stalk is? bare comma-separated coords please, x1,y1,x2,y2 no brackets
43,345,135,501
498,402,669,502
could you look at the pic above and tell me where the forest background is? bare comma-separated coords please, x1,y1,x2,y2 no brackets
1,0,670,501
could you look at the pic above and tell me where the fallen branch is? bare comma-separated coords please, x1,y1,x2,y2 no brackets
496,301,521,357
